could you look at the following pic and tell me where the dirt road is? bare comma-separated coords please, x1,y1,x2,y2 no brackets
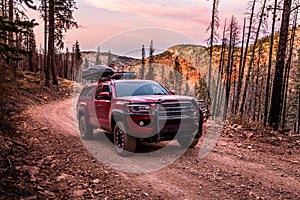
12,99,300,199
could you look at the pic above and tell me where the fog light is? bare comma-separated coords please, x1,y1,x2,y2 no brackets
139,121,145,127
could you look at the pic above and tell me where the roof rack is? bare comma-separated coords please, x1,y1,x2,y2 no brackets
97,72,135,84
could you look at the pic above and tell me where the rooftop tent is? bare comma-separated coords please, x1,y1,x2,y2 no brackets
82,65,115,81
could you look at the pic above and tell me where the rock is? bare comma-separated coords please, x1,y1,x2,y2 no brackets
92,179,101,184
20,195,37,200
247,146,253,149
143,192,149,197
94,190,104,195
232,124,239,128
41,127,48,132
73,190,85,197
44,190,55,197
237,143,242,147
29,166,40,176
37,185,44,191
244,131,254,140
30,176,37,182
56,173,69,182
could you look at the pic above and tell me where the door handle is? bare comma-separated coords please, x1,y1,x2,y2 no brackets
97,105,101,108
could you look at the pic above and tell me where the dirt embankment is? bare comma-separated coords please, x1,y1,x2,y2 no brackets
1,98,300,199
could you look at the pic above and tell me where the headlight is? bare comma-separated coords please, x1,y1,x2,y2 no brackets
127,104,152,113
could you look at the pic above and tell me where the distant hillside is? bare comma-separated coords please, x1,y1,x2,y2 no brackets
127,44,209,99
81,51,141,70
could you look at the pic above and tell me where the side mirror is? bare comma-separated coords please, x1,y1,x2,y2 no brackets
170,90,176,95
98,92,111,100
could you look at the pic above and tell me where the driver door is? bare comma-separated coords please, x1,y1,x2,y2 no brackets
94,84,112,130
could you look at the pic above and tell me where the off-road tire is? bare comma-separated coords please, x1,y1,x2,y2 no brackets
79,115,93,140
177,137,199,148
113,122,136,156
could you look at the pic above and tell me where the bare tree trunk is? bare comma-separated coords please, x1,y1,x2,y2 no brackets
208,0,219,93
269,0,292,130
44,0,49,87
258,64,266,122
217,83,225,118
8,0,14,77
8,0,13,44
48,0,58,85
235,1,256,116
253,47,262,122
281,9,298,131
64,49,69,79
240,0,266,117
71,45,75,81
212,19,226,119
264,0,278,127
223,17,236,120
234,17,246,115
215,49,226,118
298,91,300,134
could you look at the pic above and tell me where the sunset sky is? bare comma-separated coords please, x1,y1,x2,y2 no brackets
29,0,249,56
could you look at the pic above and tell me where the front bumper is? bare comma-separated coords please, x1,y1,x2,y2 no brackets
124,114,200,142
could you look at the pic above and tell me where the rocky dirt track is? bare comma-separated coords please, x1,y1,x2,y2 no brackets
1,98,300,199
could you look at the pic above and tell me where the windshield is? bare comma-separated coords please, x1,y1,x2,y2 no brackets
115,81,169,97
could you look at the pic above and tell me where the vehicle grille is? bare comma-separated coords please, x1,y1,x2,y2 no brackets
158,102,195,119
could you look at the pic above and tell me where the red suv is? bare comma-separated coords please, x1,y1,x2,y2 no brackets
77,78,203,156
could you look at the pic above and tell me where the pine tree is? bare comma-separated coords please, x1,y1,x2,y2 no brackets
96,46,101,65
107,50,112,65
40,0,78,86
139,44,145,79
63,47,69,78
146,40,155,80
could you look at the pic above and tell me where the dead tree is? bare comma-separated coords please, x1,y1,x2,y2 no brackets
281,7,298,130
269,0,292,130
240,0,267,117
223,16,239,120
235,0,257,116
264,0,279,126
207,0,220,93
212,19,227,119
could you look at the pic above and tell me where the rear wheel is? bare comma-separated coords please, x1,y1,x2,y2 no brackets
177,137,199,148
79,115,93,140
113,122,136,156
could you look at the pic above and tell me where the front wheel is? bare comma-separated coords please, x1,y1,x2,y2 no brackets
79,115,93,140
113,122,136,156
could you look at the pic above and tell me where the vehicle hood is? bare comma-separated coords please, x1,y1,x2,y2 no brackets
118,95,196,104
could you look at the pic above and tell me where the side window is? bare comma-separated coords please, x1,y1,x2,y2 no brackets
102,84,111,94
95,85,102,100
80,87,94,99
101,84,112,100
86,87,94,98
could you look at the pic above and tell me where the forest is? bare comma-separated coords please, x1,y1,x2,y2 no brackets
0,0,300,133
204,0,300,133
